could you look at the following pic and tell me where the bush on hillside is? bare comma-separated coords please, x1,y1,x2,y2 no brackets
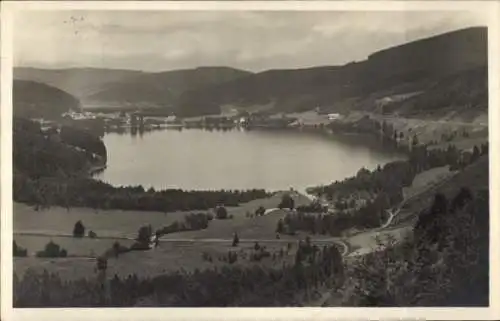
232,233,240,247
278,194,295,210
255,206,266,216
110,241,130,257
136,225,153,245
296,201,327,213
13,241,28,257
36,241,68,258
73,220,85,238
215,206,228,219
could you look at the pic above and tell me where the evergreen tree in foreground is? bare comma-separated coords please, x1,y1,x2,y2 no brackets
73,220,85,238
232,232,239,247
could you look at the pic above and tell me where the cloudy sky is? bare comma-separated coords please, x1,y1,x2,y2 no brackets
14,10,487,72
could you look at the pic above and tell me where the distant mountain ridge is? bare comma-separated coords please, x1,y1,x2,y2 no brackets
178,27,487,115
14,67,145,99
84,66,252,110
14,27,487,117
14,66,253,112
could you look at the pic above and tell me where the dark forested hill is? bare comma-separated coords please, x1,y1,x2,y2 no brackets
13,80,81,119
84,67,252,111
178,27,487,115
14,66,252,112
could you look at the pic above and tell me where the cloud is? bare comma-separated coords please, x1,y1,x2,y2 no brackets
13,10,488,72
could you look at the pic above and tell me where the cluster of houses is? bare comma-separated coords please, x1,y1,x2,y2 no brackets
41,106,349,134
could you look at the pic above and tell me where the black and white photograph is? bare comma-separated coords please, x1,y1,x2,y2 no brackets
1,0,499,318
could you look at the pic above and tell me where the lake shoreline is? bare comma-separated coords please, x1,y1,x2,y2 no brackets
95,119,406,194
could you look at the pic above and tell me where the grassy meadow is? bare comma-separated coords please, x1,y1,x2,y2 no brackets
14,190,313,280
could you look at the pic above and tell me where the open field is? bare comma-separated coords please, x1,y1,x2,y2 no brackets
392,155,488,227
14,191,310,238
14,190,315,279
14,238,302,280
345,225,413,257
372,112,488,147
14,202,191,239
340,110,488,149
14,235,135,258
402,165,453,200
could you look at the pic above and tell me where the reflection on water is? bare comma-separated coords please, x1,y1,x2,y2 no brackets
95,127,406,193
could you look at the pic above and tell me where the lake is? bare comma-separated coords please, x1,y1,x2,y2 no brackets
95,128,406,193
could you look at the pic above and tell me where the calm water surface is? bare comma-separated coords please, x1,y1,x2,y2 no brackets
95,128,406,193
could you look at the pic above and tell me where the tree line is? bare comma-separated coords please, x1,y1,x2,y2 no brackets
14,174,269,213
13,118,92,179
60,125,107,161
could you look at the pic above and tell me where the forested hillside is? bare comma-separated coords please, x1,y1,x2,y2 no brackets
13,80,81,119
86,67,251,115
178,27,487,116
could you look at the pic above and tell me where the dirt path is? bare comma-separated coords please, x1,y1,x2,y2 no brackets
14,231,351,256
311,167,463,306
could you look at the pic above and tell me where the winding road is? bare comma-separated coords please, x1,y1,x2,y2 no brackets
312,168,462,306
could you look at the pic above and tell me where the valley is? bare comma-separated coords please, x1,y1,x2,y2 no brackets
11,25,490,307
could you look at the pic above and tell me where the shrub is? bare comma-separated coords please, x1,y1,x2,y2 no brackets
215,206,228,219
73,220,85,238
88,230,97,238
278,194,294,210
227,251,238,264
255,206,265,216
202,252,213,262
184,213,210,229
155,213,211,238
137,225,152,244
232,233,240,247
13,241,28,257
251,248,271,262
276,219,284,234
109,241,129,257
451,187,473,211
296,201,327,213
36,241,67,258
